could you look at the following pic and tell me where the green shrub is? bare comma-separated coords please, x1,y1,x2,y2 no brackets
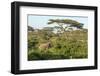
28,30,88,60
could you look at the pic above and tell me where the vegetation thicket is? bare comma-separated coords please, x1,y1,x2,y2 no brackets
28,19,88,60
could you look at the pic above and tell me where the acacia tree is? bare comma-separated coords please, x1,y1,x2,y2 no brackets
47,19,84,33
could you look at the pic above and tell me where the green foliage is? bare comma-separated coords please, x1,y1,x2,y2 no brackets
28,27,88,60
48,19,84,31
28,26,34,31
28,18,87,61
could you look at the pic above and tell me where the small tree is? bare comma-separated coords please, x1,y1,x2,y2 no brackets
28,26,34,32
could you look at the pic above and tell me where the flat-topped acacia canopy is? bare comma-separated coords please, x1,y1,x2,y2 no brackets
48,19,84,29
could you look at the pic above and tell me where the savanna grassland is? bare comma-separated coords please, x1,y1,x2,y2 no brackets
28,19,88,61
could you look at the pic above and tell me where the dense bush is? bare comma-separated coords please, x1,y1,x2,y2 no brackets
28,29,88,61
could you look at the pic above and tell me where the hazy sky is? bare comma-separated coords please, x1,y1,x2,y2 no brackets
28,14,88,29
